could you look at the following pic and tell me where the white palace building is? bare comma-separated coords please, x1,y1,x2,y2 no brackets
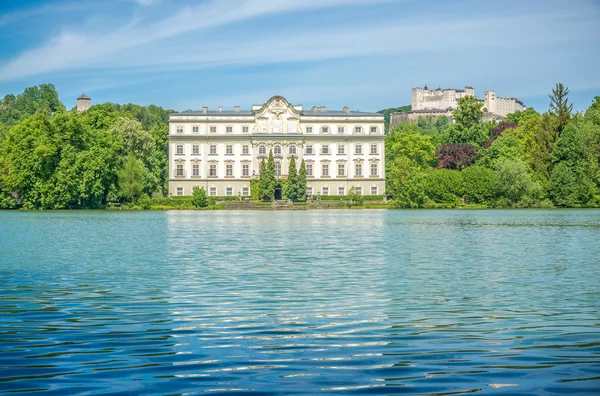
168,96,385,198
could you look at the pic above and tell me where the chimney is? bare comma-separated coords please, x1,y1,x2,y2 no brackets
343,106,350,114
218,106,223,112
202,106,208,113
234,106,240,112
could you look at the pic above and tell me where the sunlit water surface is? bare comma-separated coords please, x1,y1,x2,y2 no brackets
1,210,599,395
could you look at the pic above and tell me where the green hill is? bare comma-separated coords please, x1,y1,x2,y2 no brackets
377,105,411,126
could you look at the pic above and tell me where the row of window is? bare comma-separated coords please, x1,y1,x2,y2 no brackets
176,125,250,134
305,186,379,196
174,125,379,134
175,143,379,156
304,126,378,134
306,163,379,177
175,185,379,196
174,163,379,178
175,163,252,177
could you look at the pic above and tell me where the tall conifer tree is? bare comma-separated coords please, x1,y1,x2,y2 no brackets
264,150,276,201
298,159,307,201
286,156,298,201
258,159,267,201
549,83,573,135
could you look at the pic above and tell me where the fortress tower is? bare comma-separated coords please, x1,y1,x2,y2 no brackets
77,94,91,112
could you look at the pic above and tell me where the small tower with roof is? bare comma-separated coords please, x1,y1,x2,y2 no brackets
77,93,91,112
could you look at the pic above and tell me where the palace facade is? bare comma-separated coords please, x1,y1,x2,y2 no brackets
168,96,385,198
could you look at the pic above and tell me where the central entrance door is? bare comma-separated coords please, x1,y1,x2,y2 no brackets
274,186,283,200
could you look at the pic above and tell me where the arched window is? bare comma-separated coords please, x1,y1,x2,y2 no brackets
289,144,296,155
275,162,281,176
274,145,282,155
259,144,266,155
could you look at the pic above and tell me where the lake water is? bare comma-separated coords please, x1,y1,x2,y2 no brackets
1,210,599,395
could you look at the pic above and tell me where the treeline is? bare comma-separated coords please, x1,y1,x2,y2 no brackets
0,84,173,209
386,84,600,208
1,83,598,210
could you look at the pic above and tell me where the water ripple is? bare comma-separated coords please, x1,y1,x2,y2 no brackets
0,210,599,394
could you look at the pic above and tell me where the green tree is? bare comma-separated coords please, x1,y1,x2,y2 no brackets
443,96,491,149
454,96,485,129
285,156,298,201
137,193,151,209
549,162,596,207
549,118,600,206
423,169,463,207
479,134,526,168
495,159,544,207
117,154,145,203
461,165,499,206
258,159,267,200
297,160,307,201
191,186,208,208
388,156,427,208
347,186,363,206
529,113,558,178
386,124,435,203
549,83,573,134
259,150,276,201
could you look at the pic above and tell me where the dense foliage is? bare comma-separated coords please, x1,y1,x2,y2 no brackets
1,83,598,210
385,84,600,208
0,85,172,209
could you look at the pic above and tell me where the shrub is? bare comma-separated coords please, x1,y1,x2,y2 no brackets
137,193,151,210
191,186,208,208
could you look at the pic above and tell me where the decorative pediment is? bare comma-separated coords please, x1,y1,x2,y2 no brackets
175,158,185,164
254,96,300,116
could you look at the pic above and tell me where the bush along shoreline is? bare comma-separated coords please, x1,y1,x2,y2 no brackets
1,83,599,210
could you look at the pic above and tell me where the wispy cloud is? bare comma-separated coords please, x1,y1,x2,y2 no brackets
0,0,598,111
0,0,394,81
0,1,92,27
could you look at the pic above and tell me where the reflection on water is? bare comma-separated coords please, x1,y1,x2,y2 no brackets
1,210,599,395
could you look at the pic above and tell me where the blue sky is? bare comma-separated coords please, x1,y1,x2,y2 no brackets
0,0,598,112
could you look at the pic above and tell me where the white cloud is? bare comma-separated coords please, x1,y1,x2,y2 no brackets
0,0,394,81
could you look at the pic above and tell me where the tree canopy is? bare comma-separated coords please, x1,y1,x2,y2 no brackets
383,85,600,208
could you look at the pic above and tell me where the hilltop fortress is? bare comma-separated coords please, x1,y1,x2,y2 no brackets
391,86,526,127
